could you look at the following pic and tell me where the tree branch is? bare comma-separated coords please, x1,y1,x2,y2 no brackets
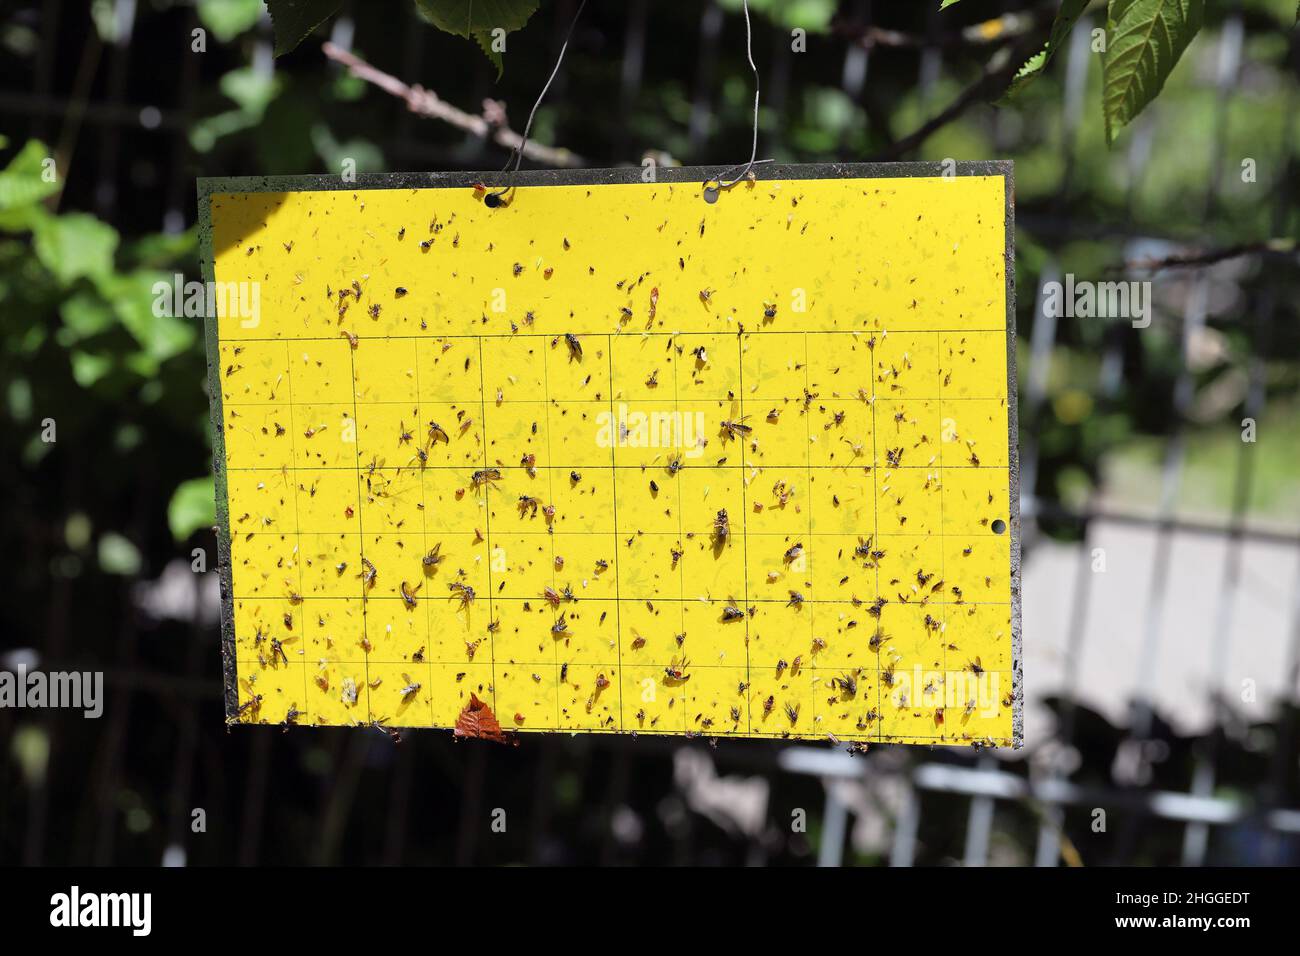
321,42,585,169
871,34,1042,161
1117,239,1299,274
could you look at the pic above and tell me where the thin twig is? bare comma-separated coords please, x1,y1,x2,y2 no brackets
322,42,585,168
1119,239,1298,274
872,35,1042,160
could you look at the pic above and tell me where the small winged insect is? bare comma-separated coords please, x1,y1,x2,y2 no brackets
667,454,683,475
552,613,568,635
763,302,777,319
664,657,691,683
422,543,444,569
518,495,541,518
282,706,301,729
869,627,887,652
720,416,752,440
360,557,378,588
712,509,730,545
787,591,804,608
834,673,858,697
471,468,501,489
784,542,803,563
698,289,713,307
427,421,450,444
762,695,775,718
721,599,745,622
448,580,475,609
543,586,564,608
400,580,421,609
231,678,262,723
399,674,422,700
564,332,582,360
270,636,290,665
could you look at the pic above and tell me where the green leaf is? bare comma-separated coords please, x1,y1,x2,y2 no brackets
32,213,119,285
1102,0,1205,145
718,0,835,33
98,532,143,576
264,0,341,56
59,290,116,340
70,349,114,387
0,140,60,212
197,0,264,42
939,0,964,8
168,477,216,541
98,271,197,363
1000,0,1092,101
415,0,541,77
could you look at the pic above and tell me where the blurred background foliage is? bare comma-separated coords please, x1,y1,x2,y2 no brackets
0,0,1298,866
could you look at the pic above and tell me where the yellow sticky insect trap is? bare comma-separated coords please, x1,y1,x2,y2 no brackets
201,163,1020,747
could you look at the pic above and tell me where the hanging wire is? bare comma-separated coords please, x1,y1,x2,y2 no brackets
486,0,588,207
704,0,769,200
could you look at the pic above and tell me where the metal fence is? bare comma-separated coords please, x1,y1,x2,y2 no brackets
2,0,1298,866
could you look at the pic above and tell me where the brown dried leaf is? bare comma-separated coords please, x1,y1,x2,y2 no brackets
454,693,507,743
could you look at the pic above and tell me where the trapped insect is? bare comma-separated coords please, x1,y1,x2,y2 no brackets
664,657,691,683
720,416,752,440
713,509,730,544
399,674,422,699
448,580,476,609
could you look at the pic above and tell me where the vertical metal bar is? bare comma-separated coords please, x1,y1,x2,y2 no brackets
890,781,920,867
840,0,869,99
817,784,848,867
963,755,996,865
764,8,790,156
93,0,139,219
32,0,62,144
918,1,941,112
1021,17,1091,527
838,0,871,154
619,0,648,154
689,0,723,153
238,730,272,865
1130,279,1205,738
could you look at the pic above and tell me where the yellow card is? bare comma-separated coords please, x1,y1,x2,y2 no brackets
201,163,1020,747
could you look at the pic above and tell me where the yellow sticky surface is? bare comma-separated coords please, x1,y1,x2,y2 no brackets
211,174,1015,746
